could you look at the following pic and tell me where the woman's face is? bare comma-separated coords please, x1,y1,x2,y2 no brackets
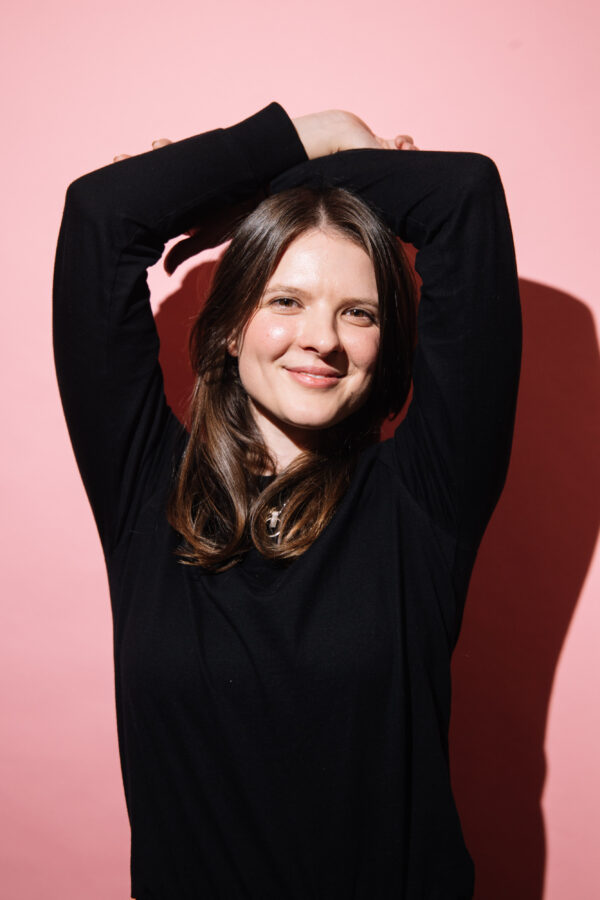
228,228,380,460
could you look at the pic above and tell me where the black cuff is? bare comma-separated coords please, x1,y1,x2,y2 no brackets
223,102,309,187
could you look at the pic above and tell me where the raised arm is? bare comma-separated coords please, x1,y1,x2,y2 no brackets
53,102,309,554
268,147,522,557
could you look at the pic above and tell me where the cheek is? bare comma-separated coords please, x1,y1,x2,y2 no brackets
347,331,380,372
243,319,295,360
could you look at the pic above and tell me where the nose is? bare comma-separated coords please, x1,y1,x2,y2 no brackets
297,308,343,355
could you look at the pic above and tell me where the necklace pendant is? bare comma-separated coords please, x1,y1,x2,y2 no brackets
266,508,281,537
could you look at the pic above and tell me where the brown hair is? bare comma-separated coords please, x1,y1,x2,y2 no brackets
166,185,417,572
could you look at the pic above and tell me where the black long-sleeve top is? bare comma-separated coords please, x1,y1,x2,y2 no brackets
53,102,522,899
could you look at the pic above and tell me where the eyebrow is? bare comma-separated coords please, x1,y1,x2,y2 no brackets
264,284,379,309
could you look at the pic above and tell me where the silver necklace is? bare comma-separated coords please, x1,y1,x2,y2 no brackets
266,501,287,538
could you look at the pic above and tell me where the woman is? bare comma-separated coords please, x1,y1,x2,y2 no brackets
53,103,522,899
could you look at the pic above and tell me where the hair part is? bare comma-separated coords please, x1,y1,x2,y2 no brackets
166,185,418,572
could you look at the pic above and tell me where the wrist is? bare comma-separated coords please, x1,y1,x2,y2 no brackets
291,110,350,160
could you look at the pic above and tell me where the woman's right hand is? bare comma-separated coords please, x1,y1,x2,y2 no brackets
291,109,419,160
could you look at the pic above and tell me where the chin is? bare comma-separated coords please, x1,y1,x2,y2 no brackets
282,409,350,431
284,417,334,431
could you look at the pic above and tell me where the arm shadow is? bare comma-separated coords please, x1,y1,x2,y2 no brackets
155,270,600,900
445,278,599,900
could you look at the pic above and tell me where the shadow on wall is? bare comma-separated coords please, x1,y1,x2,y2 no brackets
154,262,219,424
447,278,600,900
154,270,600,900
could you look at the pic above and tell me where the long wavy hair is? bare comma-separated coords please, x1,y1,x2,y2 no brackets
167,185,418,572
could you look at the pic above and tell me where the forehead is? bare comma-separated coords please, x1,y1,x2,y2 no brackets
266,229,377,296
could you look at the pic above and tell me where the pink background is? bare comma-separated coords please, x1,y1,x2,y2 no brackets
2,0,599,897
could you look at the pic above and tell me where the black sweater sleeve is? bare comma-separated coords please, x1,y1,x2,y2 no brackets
52,102,308,553
54,102,521,566
269,150,522,552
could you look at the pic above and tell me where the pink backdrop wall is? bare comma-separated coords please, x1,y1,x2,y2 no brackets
2,0,599,897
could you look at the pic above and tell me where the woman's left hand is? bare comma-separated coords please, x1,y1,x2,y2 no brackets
291,109,419,159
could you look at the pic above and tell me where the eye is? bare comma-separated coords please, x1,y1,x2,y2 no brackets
344,307,378,324
269,297,300,309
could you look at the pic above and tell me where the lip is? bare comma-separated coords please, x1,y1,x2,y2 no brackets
284,367,343,388
285,365,344,377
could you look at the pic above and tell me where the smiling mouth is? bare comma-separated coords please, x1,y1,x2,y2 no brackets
285,369,343,387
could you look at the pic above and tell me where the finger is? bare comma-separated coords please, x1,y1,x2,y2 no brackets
151,138,172,149
112,153,131,163
378,134,417,151
375,135,399,151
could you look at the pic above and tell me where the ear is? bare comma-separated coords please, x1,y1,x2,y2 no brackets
227,336,238,357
